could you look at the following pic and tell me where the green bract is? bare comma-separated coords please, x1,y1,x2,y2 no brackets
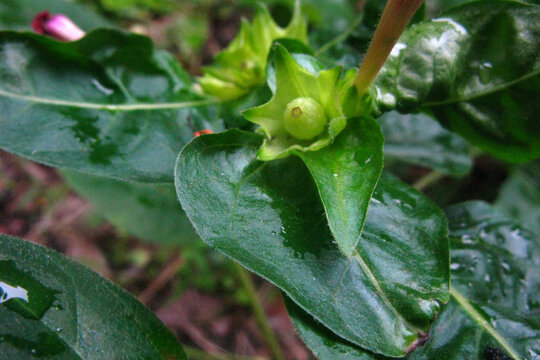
197,1,307,101
243,45,365,161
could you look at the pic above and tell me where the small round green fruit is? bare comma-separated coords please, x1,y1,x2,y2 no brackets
283,97,327,140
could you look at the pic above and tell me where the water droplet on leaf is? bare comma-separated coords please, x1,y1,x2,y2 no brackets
91,79,114,96
478,62,493,84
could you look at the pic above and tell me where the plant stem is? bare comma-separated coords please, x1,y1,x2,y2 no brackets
315,14,364,56
232,262,285,360
354,0,424,96
413,171,445,191
183,344,268,360
138,252,183,305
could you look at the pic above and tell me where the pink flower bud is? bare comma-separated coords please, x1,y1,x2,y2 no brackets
32,11,85,41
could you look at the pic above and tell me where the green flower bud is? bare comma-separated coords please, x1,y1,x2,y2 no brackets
283,97,327,140
243,45,368,161
197,2,307,101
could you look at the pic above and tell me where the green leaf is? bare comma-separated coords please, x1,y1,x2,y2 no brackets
286,201,540,360
380,111,472,176
372,1,540,163
175,129,449,357
285,295,372,360
0,0,111,31
0,30,223,183
294,117,384,256
426,0,538,18
62,170,198,245
496,161,540,235
434,202,540,359
0,234,187,359
98,0,176,14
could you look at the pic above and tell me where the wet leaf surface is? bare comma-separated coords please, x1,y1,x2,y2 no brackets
175,129,449,357
0,30,223,182
373,1,540,163
0,233,187,359
286,201,540,360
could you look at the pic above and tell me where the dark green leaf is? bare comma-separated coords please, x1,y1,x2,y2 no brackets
286,201,540,360
425,0,478,17
294,117,384,256
0,30,223,183
426,0,537,18
435,202,540,360
62,170,198,245
0,234,187,360
175,129,449,357
373,1,540,163
0,0,111,31
380,111,472,176
496,161,540,234
284,295,373,360
301,0,359,48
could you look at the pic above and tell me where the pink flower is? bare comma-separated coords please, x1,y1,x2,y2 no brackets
32,11,85,41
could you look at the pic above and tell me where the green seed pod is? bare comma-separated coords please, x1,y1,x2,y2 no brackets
283,97,328,140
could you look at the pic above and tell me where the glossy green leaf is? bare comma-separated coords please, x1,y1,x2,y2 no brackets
0,30,223,183
286,201,540,360
425,0,479,17
285,295,372,360
0,0,111,31
294,117,384,256
426,0,537,18
372,1,540,163
380,111,472,176
438,201,540,360
496,161,540,235
62,170,198,245
0,234,187,359
175,129,449,357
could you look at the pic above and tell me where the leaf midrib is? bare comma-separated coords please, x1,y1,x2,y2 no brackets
0,88,219,111
352,249,423,337
450,287,520,360
423,70,540,107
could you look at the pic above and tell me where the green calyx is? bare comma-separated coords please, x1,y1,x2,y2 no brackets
198,1,308,101
243,45,369,161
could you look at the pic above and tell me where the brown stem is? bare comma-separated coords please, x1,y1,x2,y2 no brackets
354,0,424,96
138,252,183,305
